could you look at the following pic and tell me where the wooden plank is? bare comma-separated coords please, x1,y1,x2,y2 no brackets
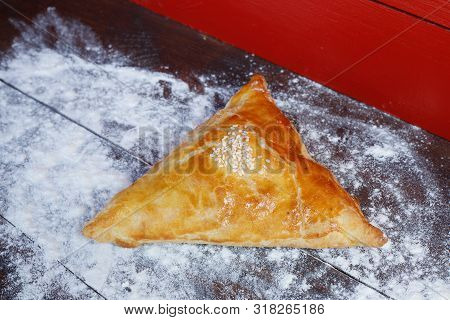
132,0,450,140
0,0,386,300
0,0,448,299
0,217,102,299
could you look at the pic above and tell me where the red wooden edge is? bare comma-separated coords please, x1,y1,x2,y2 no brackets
132,0,450,140
379,0,450,29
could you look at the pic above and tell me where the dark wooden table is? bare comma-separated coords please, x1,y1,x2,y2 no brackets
0,0,448,299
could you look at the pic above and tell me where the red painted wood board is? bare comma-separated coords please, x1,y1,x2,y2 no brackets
132,0,450,140
378,0,450,28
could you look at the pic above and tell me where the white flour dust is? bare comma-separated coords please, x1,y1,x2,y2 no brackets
0,8,448,299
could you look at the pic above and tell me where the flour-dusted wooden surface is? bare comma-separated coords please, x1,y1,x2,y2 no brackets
0,0,448,299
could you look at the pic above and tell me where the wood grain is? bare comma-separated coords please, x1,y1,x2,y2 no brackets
0,0,448,300
132,0,450,140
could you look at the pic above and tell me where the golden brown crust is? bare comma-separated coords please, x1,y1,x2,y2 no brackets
82,75,388,248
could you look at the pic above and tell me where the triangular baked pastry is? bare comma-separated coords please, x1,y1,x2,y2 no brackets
83,75,387,248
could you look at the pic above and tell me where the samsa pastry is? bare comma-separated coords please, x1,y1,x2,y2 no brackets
83,75,388,248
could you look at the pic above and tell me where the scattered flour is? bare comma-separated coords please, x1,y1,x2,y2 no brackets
364,144,397,160
279,273,296,290
0,217,101,299
0,8,448,299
